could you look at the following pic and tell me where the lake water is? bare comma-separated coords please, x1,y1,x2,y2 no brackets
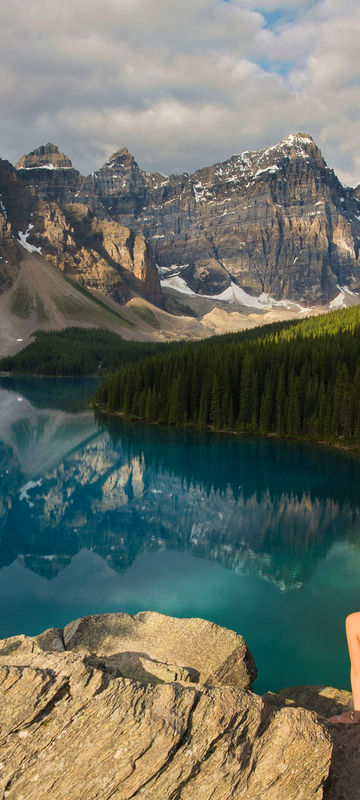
1,376,360,695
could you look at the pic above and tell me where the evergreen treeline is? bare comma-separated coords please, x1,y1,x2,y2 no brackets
94,305,360,446
0,328,178,375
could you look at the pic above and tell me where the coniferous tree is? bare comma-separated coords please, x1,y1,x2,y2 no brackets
275,364,286,436
94,304,360,450
210,374,221,429
259,369,272,434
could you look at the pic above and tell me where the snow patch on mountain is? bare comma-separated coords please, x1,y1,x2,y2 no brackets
161,276,196,295
193,182,214,202
257,293,304,311
160,276,311,312
17,225,42,254
329,285,358,309
204,282,264,308
19,478,42,507
282,134,313,147
255,165,280,178
0,196,7,219
18,164,72,171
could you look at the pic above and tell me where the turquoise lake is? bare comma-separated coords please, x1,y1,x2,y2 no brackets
1,376,360,694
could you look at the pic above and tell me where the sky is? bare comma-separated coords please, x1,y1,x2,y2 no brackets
1,0,360,185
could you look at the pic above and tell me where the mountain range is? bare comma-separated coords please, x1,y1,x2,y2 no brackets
1,133,360,354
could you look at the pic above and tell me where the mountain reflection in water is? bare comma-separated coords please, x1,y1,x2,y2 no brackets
0,381,359,595
2,377,360,693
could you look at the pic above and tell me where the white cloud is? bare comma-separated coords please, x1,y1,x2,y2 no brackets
0,0,360,184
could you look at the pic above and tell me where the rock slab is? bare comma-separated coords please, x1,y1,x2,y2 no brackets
266,684,360,800
60,610,257,687
0,613,332,800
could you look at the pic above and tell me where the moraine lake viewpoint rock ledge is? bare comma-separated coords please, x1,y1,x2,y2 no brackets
0,611,357,799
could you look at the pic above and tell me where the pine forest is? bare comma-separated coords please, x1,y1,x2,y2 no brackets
94,305,360,448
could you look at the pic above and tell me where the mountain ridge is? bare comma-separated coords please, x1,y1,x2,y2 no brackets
1,132,360,357
15,132,360,304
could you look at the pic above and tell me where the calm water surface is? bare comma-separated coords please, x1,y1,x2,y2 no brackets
1,376,360,694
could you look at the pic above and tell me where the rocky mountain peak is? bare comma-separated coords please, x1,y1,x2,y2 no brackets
227,132,322,178
117,145,133,158
100,146,137,172
10,131,360,309
280,132,315,147
16,143,73,171
275,132,323,163
87,147,148,224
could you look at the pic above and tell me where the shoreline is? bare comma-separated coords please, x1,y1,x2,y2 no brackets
93,403,360,458
0,371,100,378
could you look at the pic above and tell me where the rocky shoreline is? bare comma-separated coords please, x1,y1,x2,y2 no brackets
0,611,356,799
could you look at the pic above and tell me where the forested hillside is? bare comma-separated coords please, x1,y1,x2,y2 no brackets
94,306,360,447
0,328,177,375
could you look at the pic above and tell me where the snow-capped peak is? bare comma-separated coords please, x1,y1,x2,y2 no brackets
281,133,314,148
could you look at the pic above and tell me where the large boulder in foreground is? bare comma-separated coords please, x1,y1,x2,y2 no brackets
60,611,257,688
0,613,332,800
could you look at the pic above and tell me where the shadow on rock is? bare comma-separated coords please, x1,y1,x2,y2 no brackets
263,683,360,800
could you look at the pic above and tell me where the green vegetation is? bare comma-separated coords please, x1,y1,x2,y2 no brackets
9,284,49,321
94,305,360,448
10,282,33,318
132,306,161,329
0,328,179,376
64,277,136,328
35,296,49,322
53,294,97,321
163,296,198,317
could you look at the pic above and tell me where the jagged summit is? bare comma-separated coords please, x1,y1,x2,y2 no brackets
116,146,133,158
15,132,319,182
16,143,73,170
281,132,315,145
100,146,137,171
10,131,360,308
229,132,320,173
272,132,320,160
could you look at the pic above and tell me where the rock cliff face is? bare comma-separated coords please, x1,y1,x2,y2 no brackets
84,147,150,220
33,201,161,304
139,133,360,303
16,143,82,204
0,209,18,293
0,159,36,292
16,142,73,170
0,612,333,800
16,133,360,304
0,154,161,306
